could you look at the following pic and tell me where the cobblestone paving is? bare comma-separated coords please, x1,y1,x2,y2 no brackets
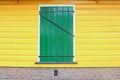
0,68,120,80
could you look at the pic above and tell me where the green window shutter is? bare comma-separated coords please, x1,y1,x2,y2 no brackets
39,6,74,63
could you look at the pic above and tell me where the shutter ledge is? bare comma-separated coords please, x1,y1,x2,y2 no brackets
35,62,77,64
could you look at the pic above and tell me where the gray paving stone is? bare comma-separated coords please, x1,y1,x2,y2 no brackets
0,68,119,80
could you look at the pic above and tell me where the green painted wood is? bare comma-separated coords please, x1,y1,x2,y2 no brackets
40,6,73,62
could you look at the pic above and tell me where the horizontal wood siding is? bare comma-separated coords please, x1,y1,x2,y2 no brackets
0,4,120,67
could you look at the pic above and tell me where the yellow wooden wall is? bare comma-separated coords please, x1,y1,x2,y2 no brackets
0,3,120,67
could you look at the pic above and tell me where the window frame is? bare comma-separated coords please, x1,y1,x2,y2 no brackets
35,5,76,64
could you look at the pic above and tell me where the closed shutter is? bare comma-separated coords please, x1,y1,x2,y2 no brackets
39,6,74,63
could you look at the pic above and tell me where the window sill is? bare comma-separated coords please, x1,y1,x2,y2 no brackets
35,62,77,64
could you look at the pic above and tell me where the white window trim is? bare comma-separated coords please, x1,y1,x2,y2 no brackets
37,5,76,63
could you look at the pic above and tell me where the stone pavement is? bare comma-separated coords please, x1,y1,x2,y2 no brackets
0,68,119,80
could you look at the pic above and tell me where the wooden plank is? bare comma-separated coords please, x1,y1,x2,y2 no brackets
0,10,37,16
15,0,18,4
0,56,37,61
0,21,37,27
7,4,120,9
0,33,37,38
0,61,120,67
99,1,120,5
0,5,38,10
0,50,37,56
0,16,38,21
96,0,100,4
76,56,120,62
76,10,120,16
21,0,120,5
76,33,120,38
75,62,120,67
0,38,37,44
1,5,120,10
76,27,120,32
76,44,120,50
0,61,37,67
0,27,37,32
76,38,120,44
76,5,120,10
76,16,120,21
76,21,120,27
1,56,120,62
0,1,15,5
18,1,96,5
0,44,37,50
0,0,119,5
76,50,120,56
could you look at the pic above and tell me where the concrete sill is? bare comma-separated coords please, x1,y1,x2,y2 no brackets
35,62,77,64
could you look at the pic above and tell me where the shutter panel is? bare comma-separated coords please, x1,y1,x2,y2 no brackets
40,6,74,63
